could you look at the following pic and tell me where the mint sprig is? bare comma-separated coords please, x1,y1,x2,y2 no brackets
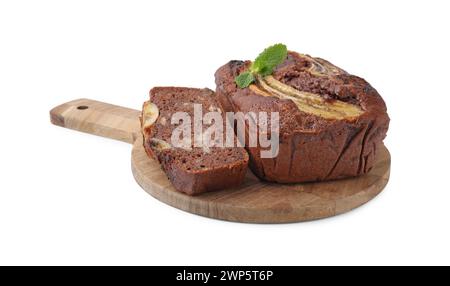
235,43,288,88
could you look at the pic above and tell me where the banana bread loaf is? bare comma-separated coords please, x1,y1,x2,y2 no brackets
215,51,389,183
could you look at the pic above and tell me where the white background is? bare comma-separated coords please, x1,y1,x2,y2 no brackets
1,0,449,266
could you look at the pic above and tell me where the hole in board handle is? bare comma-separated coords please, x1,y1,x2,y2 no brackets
77,105,89,110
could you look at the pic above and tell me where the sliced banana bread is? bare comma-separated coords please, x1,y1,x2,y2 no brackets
141,87,249,195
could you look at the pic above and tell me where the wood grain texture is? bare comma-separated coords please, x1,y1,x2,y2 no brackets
50,99,391,223
50,98,141,143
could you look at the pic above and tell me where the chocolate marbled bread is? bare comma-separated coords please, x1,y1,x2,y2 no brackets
215,51,389,183
141,87,249,195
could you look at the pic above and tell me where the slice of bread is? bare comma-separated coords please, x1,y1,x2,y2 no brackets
141,87,248,195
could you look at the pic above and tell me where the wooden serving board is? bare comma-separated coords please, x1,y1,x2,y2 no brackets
50,99,391,223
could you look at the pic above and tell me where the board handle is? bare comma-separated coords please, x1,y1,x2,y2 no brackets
50,98,141,144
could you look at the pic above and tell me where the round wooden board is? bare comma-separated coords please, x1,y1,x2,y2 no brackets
131,137,391,223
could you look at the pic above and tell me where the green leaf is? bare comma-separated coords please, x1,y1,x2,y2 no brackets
234,43,288,89
250,43,288,75
235,71,255,88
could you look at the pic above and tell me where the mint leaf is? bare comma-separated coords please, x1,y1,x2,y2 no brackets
235,71,255,88
250,43,288,75
234,43,288,89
